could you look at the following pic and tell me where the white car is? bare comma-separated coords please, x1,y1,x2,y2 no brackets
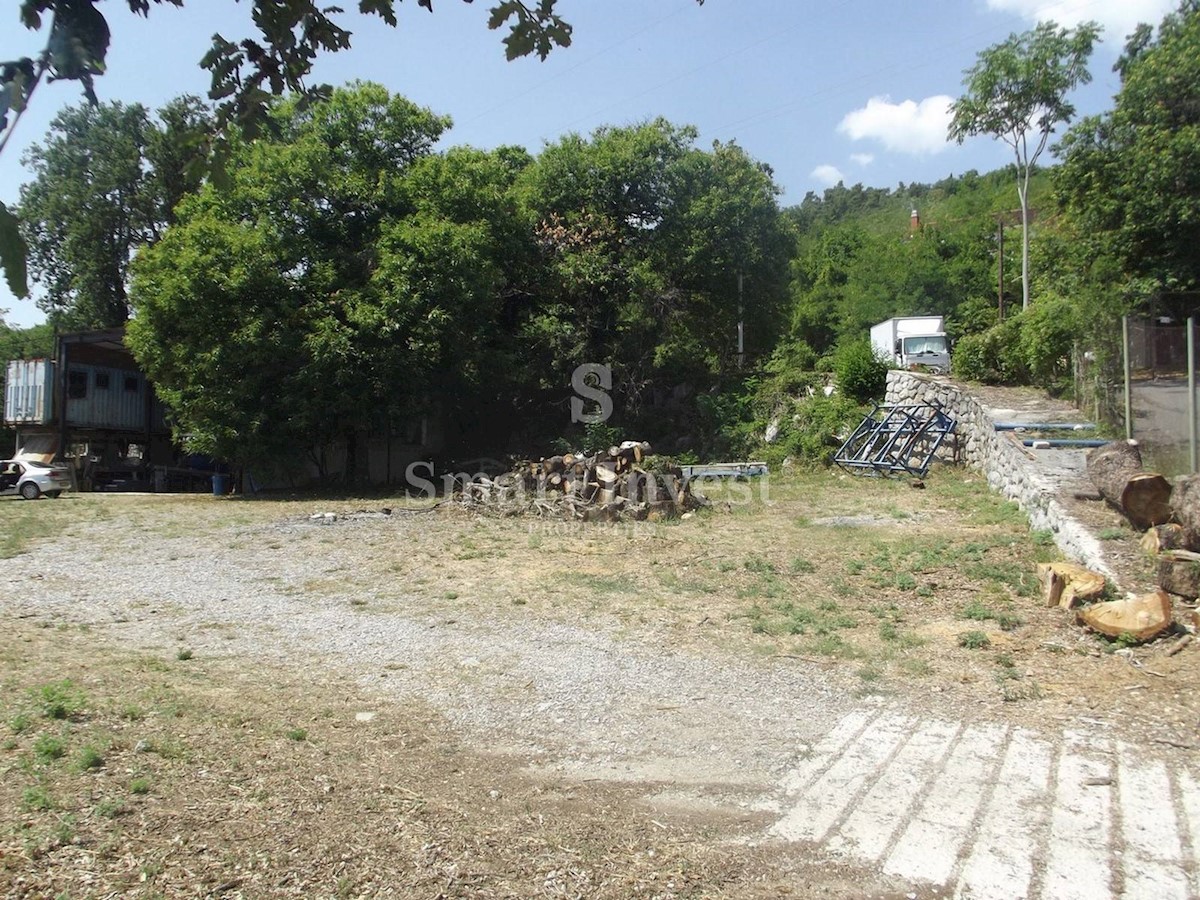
0,459,73,500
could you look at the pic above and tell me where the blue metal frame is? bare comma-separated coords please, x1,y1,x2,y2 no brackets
834,403,957,478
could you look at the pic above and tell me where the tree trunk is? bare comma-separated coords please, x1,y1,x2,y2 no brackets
1019,184,1031,311
1086,439,1172,529
1170,474,1200,548
1157,550,1200,599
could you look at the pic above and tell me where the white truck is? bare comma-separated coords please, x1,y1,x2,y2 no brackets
870,316,950,374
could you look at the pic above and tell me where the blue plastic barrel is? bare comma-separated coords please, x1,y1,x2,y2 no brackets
212,473,229,496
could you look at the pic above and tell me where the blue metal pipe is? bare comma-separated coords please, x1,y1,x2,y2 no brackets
995,422,1096,431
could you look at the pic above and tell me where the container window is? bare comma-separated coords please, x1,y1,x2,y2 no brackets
124,376,138,393
95,372,110,390
68,370,88,399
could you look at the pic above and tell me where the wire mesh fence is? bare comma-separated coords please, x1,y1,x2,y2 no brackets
1126,315,1198,477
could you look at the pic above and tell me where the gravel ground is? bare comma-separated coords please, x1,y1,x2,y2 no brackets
4,511,852,807
4,476,1198,898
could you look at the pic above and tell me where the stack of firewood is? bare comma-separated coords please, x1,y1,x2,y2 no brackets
455,441,702,521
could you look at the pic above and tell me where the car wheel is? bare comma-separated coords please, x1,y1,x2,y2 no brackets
19,482,41,500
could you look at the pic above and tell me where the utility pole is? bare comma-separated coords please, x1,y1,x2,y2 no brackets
737,272,745,370
996,220,1005,322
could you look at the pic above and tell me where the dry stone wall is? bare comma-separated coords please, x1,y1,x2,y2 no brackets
884,371,1114,580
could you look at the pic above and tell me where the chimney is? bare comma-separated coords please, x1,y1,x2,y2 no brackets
909,208,921,232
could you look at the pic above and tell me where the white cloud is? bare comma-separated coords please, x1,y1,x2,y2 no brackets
837,95,954,155
850,153,875,166
811,164,845,187
986,0,1175,43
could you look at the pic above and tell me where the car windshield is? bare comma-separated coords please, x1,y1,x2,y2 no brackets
903,335,948,355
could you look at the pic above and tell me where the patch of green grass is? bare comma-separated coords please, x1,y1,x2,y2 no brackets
34,679,87,720
878,622,925,648
285,727,308,742
995,612,1025,631
74,745,105,771
95,798,125,818
965,560,1036,596
130,777,151,795
789,556,816,574
10,712,32,734
743,556,778,575
1097,527,1126,541
22,785,54,811
34,733,66,763
894,572,917,591
958,630,991,650
959,600,1024,631
176,648,194,661
1031,529,1055,546
961,600,995,621
119,703,145,721
810,634,865,659
138,737,188,760
899,658,933,677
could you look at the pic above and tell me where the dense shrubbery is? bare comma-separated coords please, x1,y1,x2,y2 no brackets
761,393,863,469
832,340,888,404
951,300,1076,396
951,316,1029,385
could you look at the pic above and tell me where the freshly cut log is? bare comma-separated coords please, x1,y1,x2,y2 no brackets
1076,589,1173,642
1171,475,1200,548
1141,523,1191,555
1120,473,1174,530
1157,550,1200,599
1086,439,1172,529
1037,562,1107,609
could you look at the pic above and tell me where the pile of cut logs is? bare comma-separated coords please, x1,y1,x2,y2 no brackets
454,441,702,522
1046,439,1200,643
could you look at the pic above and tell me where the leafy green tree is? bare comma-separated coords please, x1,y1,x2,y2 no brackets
517,119,792,427
127,84,529,472
949,20,1101,310
1055,2,1200,293
18,99,209,328
3,0,703,298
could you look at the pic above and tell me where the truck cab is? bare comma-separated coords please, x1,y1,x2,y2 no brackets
897,333,950,373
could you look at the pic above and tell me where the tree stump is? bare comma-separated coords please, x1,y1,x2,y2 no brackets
1157,550,1200,599
1076,589,1173,642
1037,562,1107,609
1140,523,1191,555
1171,474,1200,548
1086,439,1172,530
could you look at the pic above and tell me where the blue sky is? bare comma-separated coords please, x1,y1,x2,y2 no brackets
0,0,1176,327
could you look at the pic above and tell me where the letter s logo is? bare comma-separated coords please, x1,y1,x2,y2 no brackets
570,364,613,425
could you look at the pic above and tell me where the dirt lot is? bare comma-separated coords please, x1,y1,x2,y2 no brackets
1,469,1197,897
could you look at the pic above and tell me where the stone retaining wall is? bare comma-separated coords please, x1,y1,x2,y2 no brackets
885,370,1114,580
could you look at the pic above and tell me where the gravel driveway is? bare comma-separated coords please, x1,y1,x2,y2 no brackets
5,503,1199,898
